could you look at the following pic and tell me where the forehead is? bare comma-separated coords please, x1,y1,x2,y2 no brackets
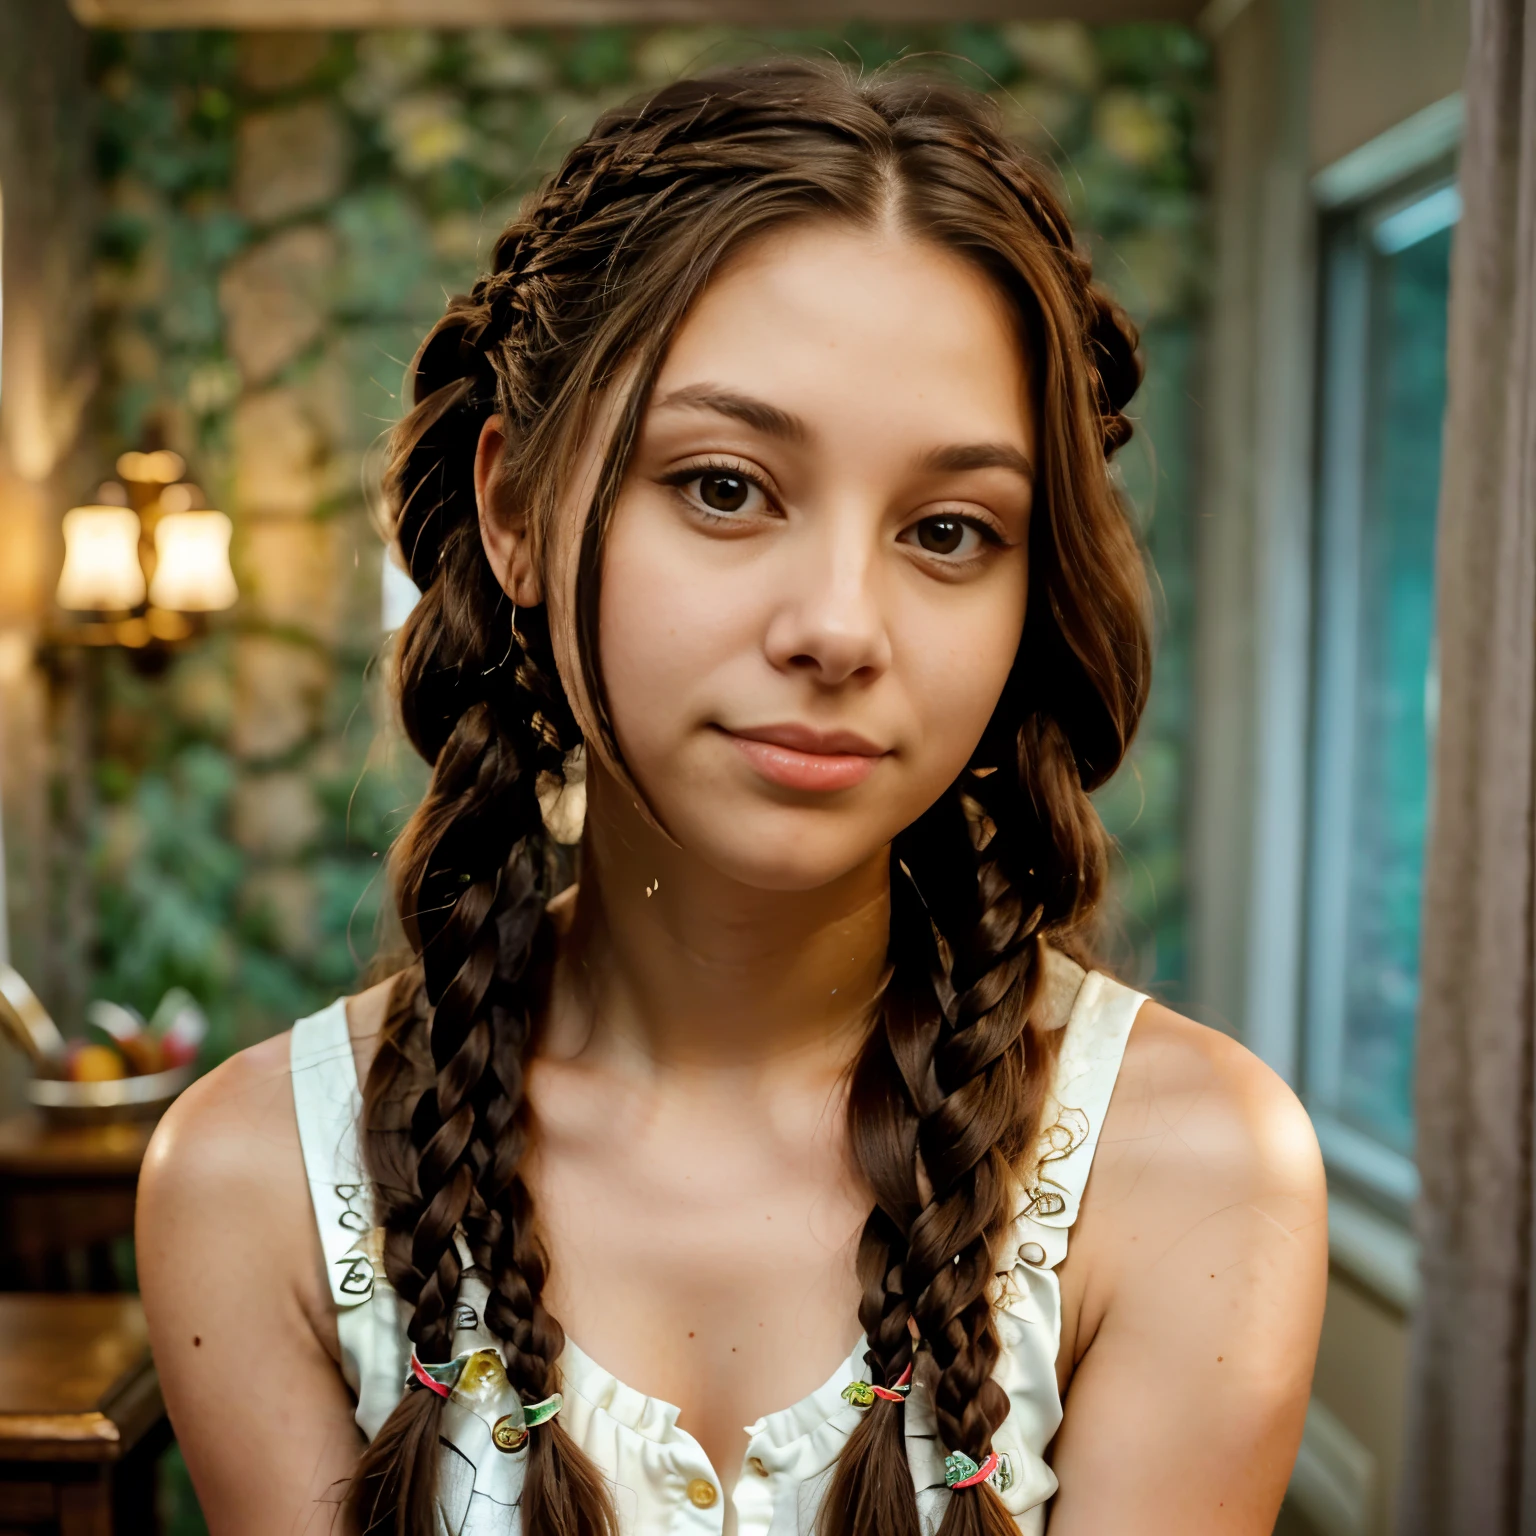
650,220,1034,448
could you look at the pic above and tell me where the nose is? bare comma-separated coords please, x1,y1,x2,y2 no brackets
762,514,893,687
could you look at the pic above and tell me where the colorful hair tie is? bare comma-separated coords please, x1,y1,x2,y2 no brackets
488,1393,562,1452
409,1352,461,1397
406,1349,563,1452
840,1362,913,1407
944,1449,1013,1492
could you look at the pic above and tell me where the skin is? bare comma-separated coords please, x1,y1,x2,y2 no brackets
137,222,1327,1536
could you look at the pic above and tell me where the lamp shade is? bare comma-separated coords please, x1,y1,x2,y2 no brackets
149,510,237,612
56,506,146,611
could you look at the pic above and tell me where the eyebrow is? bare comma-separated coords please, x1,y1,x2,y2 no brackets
653,384,809,443
921,441,1035,482
653,381,1034,481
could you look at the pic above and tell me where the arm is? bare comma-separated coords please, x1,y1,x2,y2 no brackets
137,1032,365,1536
1046,1003,1328,1534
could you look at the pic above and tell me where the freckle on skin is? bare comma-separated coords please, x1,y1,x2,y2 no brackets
193,1336,202,1347
689,1332,695,1338
1217,1356,1223,1362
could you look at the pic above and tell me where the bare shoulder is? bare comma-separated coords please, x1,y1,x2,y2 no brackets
1047,1013,1328,1525
137,1024,340,1377
1108,999,1324,1193
136,1029,321,1338
140,1028,303,1216
1063,998,1327,1347
137,1026,370,1531
139,974,400,1239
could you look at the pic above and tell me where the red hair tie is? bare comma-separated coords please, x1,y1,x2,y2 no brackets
945,1450,1002,1490
841,1362,914,1408
409,1352,456,1398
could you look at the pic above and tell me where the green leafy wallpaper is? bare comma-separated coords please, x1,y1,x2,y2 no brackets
83,20,1207,1082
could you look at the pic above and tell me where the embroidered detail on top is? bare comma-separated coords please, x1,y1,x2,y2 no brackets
336,1252,375,1297
335,1182,371,1233
1020,1105,1089,1219
335,1223,384,1299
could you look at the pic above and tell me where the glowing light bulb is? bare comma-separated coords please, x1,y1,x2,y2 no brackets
149,510,238,612
56,506,146,612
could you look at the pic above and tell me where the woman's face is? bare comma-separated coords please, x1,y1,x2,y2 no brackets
594,220,1035,891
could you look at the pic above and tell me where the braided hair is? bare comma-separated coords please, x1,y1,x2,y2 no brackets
350,58,1149,1536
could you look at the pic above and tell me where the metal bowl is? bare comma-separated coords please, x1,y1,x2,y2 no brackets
27,1064,195,1125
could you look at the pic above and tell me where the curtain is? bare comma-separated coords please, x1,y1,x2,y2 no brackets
1400,0,1536,1530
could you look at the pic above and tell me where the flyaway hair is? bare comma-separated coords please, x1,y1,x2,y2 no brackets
349,57,1151,1536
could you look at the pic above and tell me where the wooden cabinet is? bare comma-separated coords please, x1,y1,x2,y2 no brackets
0,1115,153,1292
0,1294,167,1535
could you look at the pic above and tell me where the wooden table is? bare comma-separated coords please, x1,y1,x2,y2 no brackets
0,1115,155,1291
0,1294,167,1535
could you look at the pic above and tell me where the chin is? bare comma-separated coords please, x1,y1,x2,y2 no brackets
666,801,893,893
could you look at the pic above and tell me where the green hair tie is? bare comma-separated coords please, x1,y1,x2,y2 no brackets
944,1450,1013,1492
841,1363,913,1407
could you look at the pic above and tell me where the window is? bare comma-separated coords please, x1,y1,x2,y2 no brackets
1304,162,1458,1209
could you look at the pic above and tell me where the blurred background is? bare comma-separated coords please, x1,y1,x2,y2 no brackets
0,1,1470,1533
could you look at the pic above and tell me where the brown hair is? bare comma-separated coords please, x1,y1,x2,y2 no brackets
349,57,1150,1536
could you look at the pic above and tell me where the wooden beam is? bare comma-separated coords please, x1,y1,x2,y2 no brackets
71,0,1205,28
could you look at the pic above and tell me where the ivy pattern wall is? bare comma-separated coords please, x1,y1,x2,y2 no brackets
84,22,1207,1062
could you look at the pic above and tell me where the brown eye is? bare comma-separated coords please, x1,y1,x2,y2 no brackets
698,471,751,512
916,516,966,554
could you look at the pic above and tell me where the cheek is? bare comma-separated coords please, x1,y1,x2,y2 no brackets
894,579,1026,776
594,496,750,753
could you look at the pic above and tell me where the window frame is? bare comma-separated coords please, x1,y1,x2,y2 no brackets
1301,117,1461,1222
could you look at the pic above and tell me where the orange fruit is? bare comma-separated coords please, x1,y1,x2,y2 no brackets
69,1044,128,1082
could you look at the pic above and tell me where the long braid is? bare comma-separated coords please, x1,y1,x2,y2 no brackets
349,259,614,1532
902,826,1058,1536
350,58,1149,1536
822,864,945,1536
823,81,1144,1536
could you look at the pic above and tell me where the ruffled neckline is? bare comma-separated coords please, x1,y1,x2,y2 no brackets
557,1329,870,1445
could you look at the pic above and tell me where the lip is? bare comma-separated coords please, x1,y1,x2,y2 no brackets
720,722,889,793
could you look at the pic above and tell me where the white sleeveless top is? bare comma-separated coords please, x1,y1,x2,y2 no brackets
290,955,1144,1536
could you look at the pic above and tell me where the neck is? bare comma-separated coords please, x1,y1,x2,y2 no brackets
548,762,891,1074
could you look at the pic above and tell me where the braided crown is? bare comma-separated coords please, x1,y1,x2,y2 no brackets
394,62,1144,585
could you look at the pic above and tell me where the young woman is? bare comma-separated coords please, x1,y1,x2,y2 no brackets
137,60,1326,1536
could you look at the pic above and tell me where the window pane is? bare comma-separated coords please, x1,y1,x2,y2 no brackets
1335,214,1452,1154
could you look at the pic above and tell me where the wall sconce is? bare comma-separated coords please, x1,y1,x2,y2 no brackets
56,506,147,612
51,450,238,659
149,487,238,613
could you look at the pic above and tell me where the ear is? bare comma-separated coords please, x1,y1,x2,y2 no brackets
475,415,543,606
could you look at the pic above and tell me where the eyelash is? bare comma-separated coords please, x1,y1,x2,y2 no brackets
659,457,772,524
659,458,1008,559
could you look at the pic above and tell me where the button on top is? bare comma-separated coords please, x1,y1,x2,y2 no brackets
686,1477,718,1508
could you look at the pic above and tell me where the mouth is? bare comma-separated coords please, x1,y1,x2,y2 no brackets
717,723,889,793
